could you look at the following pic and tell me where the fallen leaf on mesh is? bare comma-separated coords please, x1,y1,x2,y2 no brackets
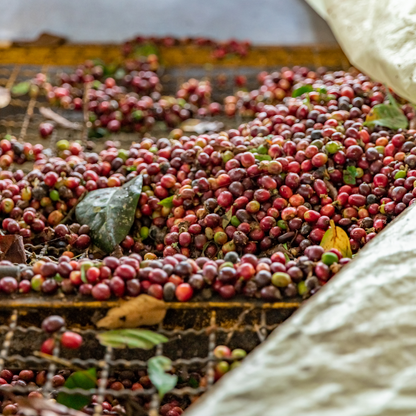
97,328,168,349
320,220,352,258
180,119,224,134
39,107,82,130
97,294,167,329
17,397,86,416
0,87,11,108
57,368,97,410
363,93,408,130
13,32,67,47
75,175,143,254
0,235,26,263
324,179,338,200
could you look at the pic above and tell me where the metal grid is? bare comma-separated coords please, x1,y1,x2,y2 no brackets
0,65,84,146
0,61,351,262
0,57,351,145
0,58,334,414
0,64,254,147
0,303,296,415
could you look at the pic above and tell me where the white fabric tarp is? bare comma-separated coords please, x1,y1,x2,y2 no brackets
187,203,416,415
307,0,416,104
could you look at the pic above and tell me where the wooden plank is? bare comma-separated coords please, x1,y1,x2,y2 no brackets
0,297,300,309
0,44,348,67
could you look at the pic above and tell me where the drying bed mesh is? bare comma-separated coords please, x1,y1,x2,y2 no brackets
0,57,336,414
0,304,296,415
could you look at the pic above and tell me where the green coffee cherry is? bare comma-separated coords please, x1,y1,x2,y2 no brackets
272,272,291,287
298,281,308,296
321,252,339,266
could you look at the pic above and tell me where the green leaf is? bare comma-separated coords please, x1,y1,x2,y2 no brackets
148,356,177,399
189,376,199,388
97,329,168,349
54,273,63,282
91,60,119,78
158,195,174,208
57,368,96,410
11,81,31,96
292,85,313,98
256,145,268,155
126,165,137,172
255,154,272,161
134,43,159,58
102,63,118,78
201,241,212,257
343,166,359,185
80,263,88,284
303,95,312,110
88,127,108,138
222,207,233,229
75,175,143,253
282,243,290,262
364,91,408,130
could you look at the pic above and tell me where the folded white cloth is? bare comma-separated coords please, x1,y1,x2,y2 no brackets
186,200,416,416
307,0,416,104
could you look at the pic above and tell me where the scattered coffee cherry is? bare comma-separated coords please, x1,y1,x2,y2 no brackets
40,338,55,355
15,248,345,301
39,122,54,138
41,315,65,333
60,331,83,349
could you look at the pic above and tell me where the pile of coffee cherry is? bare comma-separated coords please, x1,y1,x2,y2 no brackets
4,63,416,415
121,35,251,60
32,56,416,139
34,55,226,138
1,66,415,303
11,246,346,301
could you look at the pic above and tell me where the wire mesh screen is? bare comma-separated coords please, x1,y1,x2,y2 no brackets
0,56,336,414
0,303,296,415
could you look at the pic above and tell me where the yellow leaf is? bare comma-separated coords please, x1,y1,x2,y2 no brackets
320,220,352,258
97,294,167,329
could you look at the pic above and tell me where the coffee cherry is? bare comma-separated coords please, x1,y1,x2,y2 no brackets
41,338,55,355
0,277,17,294
41,315,65,333
175,283,193,302
61,331,83,349
91,283,111,300
39,122,54,138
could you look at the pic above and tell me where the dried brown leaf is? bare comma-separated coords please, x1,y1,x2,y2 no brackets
0,87,11,108
180,119,224,134
17,397,86,416
320,220,353,258
324,179,338,200
0,235,26,263
97,294,167,329
39,107,82,130
13,32,67,47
